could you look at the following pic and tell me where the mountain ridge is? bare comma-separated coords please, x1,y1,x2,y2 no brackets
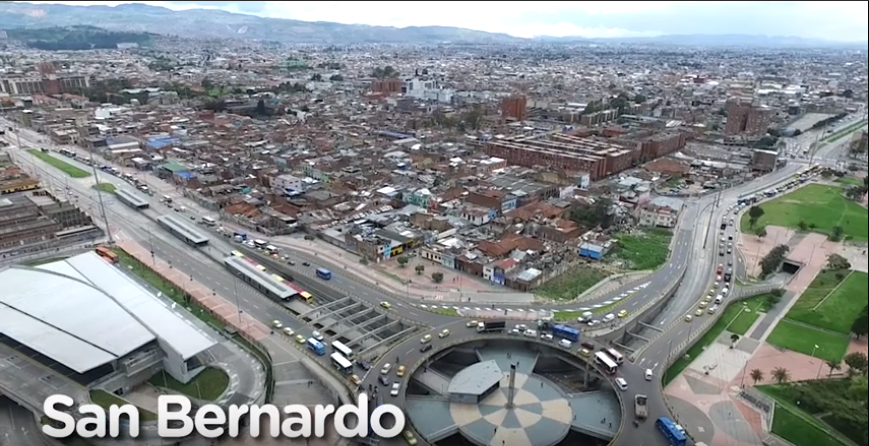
0,1,866,48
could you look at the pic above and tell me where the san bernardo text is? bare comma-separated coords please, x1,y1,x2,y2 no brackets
42,394,406,438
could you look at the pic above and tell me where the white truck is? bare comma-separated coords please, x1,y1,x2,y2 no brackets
634,394,648,419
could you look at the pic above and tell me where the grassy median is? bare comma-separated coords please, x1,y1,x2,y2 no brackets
27,149,91,178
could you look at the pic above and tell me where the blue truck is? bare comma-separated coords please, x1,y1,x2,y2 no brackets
655,416,687,446
552,324,580,342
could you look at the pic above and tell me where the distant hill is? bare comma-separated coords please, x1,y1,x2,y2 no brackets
0,1,865,48
4,25,153,51
0,2,523,44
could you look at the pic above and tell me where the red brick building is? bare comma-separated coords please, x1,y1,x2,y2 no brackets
500,96,527,120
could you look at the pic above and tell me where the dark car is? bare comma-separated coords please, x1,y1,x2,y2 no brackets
302,261,311,266
378,376,389,386
420,344,433,353
581,341,595,350
356,360,371,371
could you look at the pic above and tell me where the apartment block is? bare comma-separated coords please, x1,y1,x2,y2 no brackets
500,96,527,120
725,98,772,136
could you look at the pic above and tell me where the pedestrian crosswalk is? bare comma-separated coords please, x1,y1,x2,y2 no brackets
418,304,594,313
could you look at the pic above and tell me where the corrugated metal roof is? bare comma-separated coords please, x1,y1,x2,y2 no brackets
0,252,216,374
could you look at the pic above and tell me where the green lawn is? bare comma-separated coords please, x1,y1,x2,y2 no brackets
786,270,867,335
27,149,91,178
426,307,458,316
728,307,761,335
148,367,229,401
768,404,848,446
554,310,582,322
93,182,116,193
89,390,157,421
766,320,850,363
610,229,673,270
835,176,864,187
664,294,779,383
740,184,868,241
758,384,853,446
536,267,609,301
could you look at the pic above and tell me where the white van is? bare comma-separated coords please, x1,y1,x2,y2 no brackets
577,311,594,322
603,313,615,323
721,287,729,296
714,295,723,304
558,339,572,349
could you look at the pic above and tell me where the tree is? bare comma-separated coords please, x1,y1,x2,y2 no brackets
415,264,425,275
748,206,765,227
846,186,866,201
200,77,214,91
826,360,842,377
771,367,791,383
730,334,740,349
755,226,767,238
843,352,868,376
830,225,844,242
854,306,869,340
310,73,323,82
827,253,851,270
396,256,409,268
798,220,809,231
634,94,647,104
842,88,854,99
749,368,764,384
431,272,444,283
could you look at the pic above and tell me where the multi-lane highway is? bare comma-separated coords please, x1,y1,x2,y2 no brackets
3,112,859,446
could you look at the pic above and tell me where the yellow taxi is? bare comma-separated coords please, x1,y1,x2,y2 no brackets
295,334,306,344
695,309,704,316
617,310,629,318
578,348,591,357
439,329,451,338
349,374,361,386
684,314,693,322
420,334,432,344
466,320,478,328
698,301,708,309
380,301,392,310
396,365,406,377
403,430,417,445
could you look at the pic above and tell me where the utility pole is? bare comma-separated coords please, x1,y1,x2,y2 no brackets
88,149,113,244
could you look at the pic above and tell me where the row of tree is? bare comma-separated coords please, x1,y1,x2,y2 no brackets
8,26,152,51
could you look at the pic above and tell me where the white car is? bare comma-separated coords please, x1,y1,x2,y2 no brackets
381,363,392,375
312,331,324,341
615,377,628,390
390,382,401,397
645,369,653,381
271,320,282,329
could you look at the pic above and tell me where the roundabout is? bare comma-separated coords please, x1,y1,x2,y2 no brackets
361,324,625,446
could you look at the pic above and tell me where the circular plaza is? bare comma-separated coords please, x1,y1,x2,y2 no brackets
403,339,623,446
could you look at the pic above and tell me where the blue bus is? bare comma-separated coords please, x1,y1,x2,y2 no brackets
655,416,687,446
316,268,332,280
552,324,580,342
307,338,326,356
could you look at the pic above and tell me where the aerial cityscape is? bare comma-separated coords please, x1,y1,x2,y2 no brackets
0,1,867,446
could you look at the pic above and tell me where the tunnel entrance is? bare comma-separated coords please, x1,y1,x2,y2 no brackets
781,260,802,275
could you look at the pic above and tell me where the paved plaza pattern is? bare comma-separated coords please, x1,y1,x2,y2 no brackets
450,372,573,446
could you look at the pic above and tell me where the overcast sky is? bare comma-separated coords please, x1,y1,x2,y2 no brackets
16,1,869,42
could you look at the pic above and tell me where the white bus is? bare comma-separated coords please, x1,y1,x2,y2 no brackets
253,239,269,249
201,216,216,226
331,340,354,360
594,352,618,375
604,348,624,364
330,353,353,374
